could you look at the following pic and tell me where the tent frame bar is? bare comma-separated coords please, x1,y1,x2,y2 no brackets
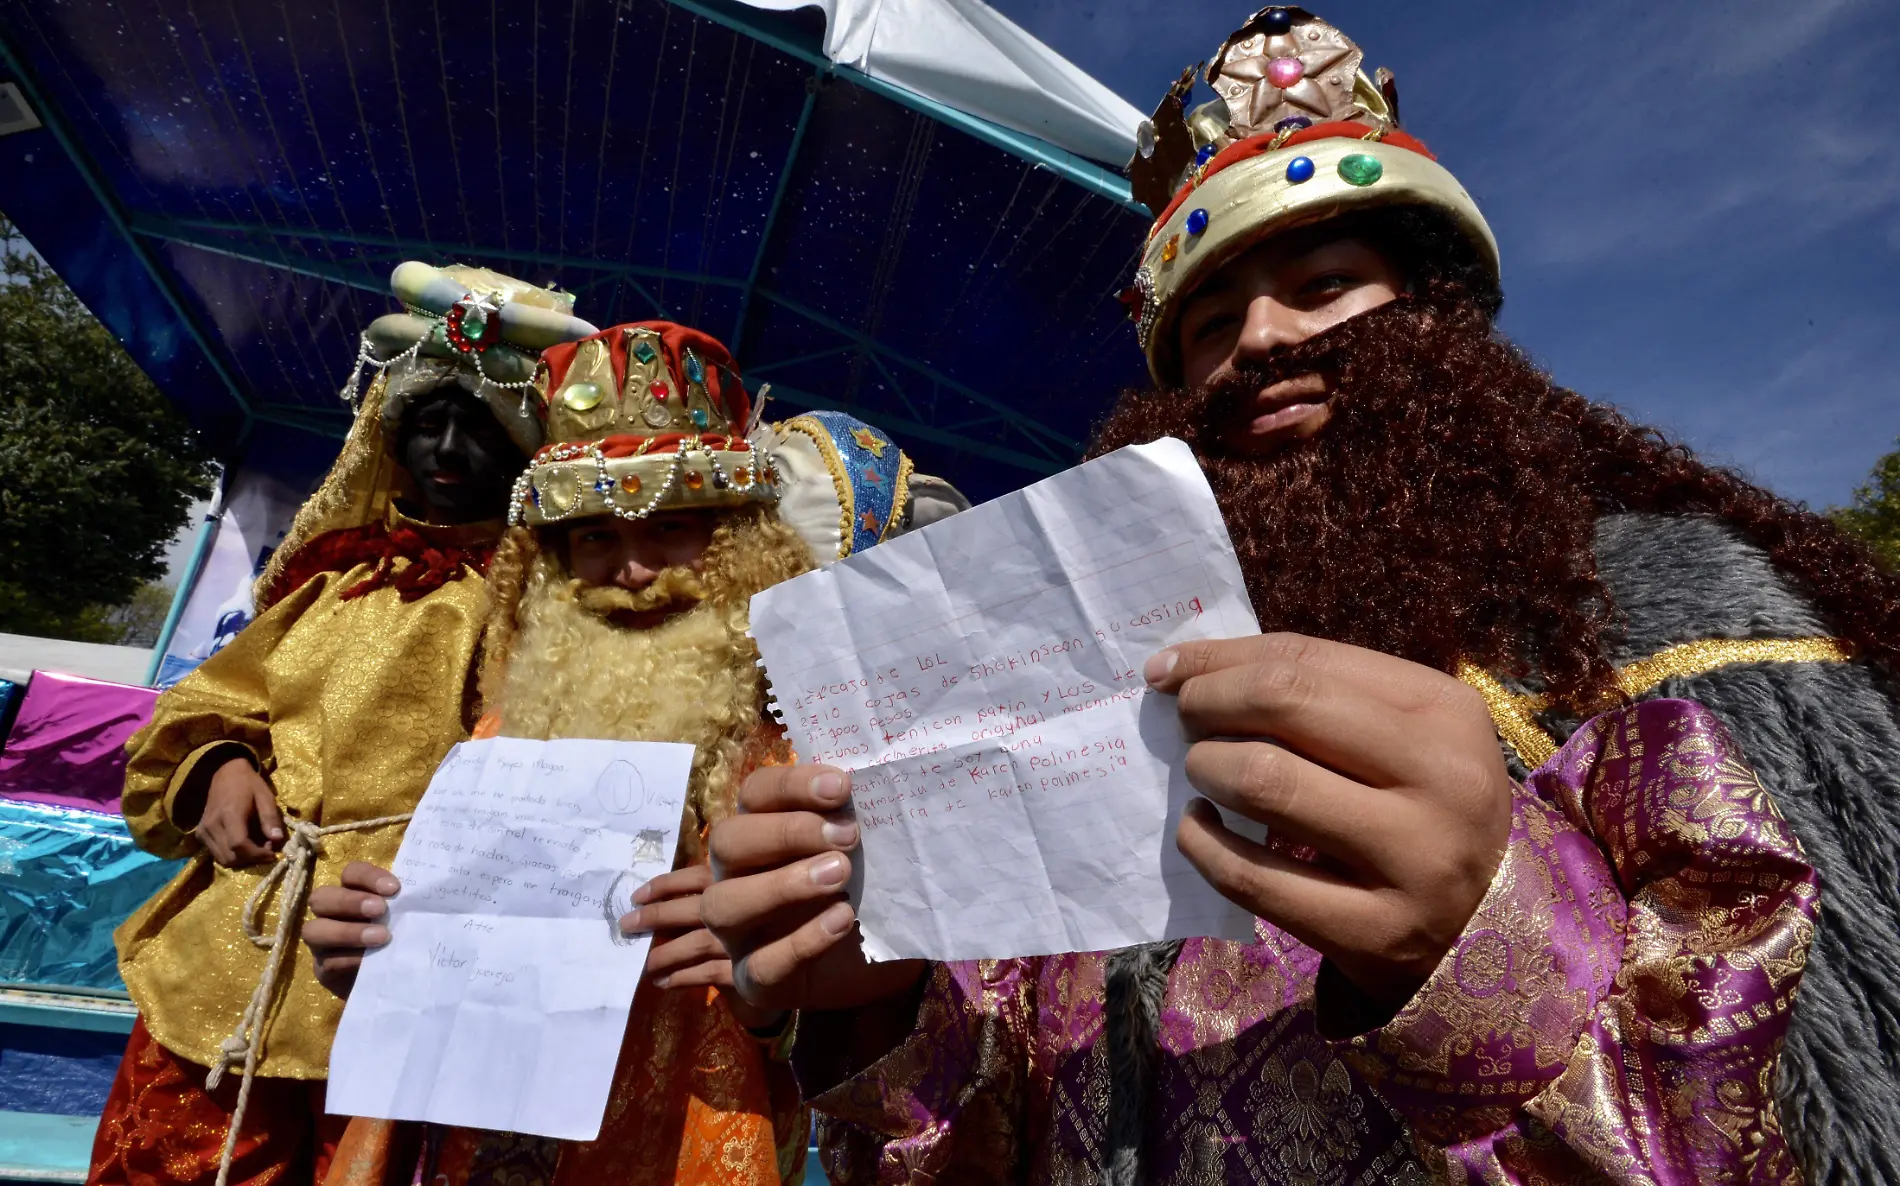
130,214,1081,469
0,29,255,424
663,0,1143,214
732,66,823,353
128,213,739,293
143,473,225,686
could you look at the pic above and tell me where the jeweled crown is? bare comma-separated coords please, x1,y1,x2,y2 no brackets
1127,6,1395,215
511,321,779,527
1121,6,1496,385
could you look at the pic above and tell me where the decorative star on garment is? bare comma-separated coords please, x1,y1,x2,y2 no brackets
1213,24,1359,136
859,509,882,535
850,427,889,457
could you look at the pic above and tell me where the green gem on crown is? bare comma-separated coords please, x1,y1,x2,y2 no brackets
632,339,659,365
1338,153,1383,187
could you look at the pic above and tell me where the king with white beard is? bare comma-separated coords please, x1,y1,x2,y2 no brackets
304,320,960,1186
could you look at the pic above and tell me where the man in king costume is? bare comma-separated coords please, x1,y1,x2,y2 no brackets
302,319,961,1185
702,8,1900,1183
90,264,595,1186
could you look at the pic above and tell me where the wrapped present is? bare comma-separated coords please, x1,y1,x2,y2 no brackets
0,799,178,990
0,672,159,817
0,678,22,745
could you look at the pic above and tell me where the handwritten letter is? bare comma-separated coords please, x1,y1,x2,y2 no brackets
748,438,1263,961
326,737,693,1141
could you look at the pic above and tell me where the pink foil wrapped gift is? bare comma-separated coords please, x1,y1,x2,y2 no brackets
0,672,158,816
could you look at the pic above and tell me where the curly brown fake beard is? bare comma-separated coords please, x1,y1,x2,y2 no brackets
1091,296,1900,710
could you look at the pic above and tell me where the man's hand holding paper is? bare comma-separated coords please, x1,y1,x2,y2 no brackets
1148,633,1512,1015
741,438,1264,964
324,736,694,1141
713,437,1517,1021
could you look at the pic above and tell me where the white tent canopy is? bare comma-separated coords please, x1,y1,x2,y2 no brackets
736,0,1144,166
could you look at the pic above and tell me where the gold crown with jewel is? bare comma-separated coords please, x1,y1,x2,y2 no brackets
510,321,779,528
1123,6,1499,383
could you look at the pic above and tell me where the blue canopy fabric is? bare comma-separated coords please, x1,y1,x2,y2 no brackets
0,0,1152,502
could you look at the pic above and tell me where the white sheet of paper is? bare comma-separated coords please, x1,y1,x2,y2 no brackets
748,438,1263,961
325,736,693,1141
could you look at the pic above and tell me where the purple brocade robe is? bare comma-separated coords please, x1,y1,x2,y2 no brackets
799,699,1817,1184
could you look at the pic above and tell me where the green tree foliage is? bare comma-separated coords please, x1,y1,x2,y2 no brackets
0,214,215,642
1832,441,1900,570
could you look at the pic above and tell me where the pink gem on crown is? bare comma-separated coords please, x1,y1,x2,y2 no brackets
1266,58,1304,88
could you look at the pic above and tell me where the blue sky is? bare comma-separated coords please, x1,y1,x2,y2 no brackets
989,0,1900,510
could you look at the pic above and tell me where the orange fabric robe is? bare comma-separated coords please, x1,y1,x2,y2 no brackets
88,1018,368,1186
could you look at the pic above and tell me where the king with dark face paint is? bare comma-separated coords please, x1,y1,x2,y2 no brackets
97,264,594,1186
396,387,527,524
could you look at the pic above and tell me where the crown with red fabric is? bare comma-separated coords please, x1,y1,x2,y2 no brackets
1123,6,1500,383
509,321,778,528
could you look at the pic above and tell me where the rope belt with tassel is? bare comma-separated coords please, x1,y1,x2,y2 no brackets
205,812,413,1186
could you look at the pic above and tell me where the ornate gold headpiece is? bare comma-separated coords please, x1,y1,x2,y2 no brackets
339,261,599,456
1122,6,1497,384
1128,7,1395,216
511,321,779,528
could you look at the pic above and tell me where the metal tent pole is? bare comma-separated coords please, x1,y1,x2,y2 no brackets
142,473,227,687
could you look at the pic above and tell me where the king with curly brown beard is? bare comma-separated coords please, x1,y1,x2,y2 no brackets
699,8,1900,1184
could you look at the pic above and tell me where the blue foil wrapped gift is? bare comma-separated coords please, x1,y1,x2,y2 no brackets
0,799,178,990
0,678,22,739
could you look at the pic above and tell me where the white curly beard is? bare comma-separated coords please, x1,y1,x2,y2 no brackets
489,552,765,847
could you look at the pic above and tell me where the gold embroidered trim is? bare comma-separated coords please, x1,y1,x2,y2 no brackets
1457,663,1560,769
884,453,915,542
1461,637,1854,770
1601,636,1853,701
781,415,855,560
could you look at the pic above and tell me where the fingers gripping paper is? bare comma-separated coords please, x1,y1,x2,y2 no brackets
326,737,692,1141
747,439,1263,962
